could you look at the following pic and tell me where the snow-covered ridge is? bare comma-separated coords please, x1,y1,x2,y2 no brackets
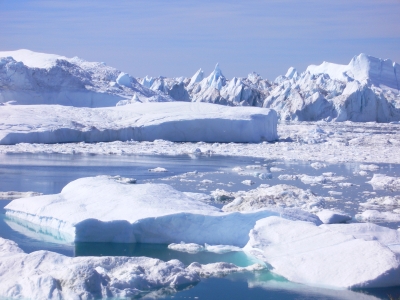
0,49,171,107
1,49,400,122
0,102,278,144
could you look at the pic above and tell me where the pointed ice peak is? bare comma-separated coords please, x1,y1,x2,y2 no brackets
189,68,204,86
206,63,225,90
247,72,261,84
142,76,154,88
285,67,298,79
131,93,142,103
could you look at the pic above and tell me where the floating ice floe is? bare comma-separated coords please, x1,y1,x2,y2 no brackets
0,237,260,299
222,184,325,214
168,242,242,254
0,102,278,144
310,162,326,169
244,217,400,289
148,167,168,172
241,180,255,186
367,174,400,191
360,164,380,171
356,210,400,223
316,209,351,224
5,176,319,246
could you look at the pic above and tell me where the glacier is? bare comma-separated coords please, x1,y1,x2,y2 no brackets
0,102,278,144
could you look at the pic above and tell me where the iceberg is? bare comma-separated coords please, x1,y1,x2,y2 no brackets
0,102,278,144
244,217,400,288
5,176,313,245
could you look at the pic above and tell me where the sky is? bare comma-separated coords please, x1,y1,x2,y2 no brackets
1,0,399,80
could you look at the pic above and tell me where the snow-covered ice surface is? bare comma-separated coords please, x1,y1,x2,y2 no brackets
0,102,278,144
244,217,400,289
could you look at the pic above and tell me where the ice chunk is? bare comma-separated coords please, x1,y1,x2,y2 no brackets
242,180,255,186
222,184,325,213
168,242,205,253
244,217,400,288
0,237,260,299
367,174,400,191
148,167,168,172
356,210,400,223
310,162,326,169
316,209,351,224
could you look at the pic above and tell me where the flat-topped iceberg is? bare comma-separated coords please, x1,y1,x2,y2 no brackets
244,217,400,289
5,176,307,245
0,102,278,144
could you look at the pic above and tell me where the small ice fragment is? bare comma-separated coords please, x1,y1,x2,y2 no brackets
242,180,255,186
148,167,168,172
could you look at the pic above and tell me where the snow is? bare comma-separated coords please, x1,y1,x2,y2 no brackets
0,102,278,144
5,176,317,246
0,237,260,299
244,217,400,289
316,209,351,224
320,223,400,252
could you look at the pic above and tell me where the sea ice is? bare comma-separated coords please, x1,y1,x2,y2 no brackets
0,237,259,299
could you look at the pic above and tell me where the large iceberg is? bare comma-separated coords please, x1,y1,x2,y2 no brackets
5,176,302,245
0,102,278,144
244,217,400,289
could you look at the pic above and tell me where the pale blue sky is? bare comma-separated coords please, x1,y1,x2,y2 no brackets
1,0,399,79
